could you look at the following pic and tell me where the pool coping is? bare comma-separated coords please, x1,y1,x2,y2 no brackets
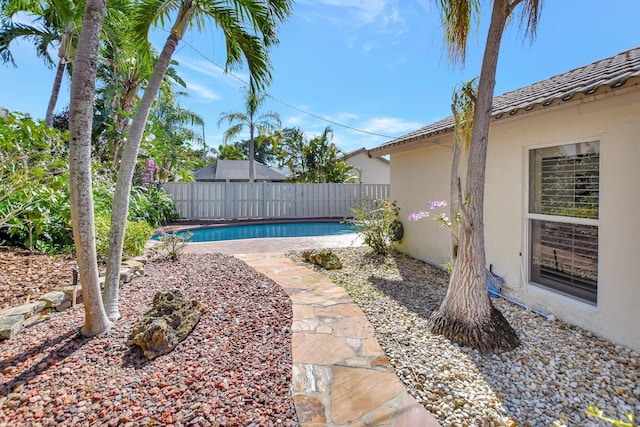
157,217,351,233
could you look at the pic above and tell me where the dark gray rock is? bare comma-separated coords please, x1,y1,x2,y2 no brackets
129,289,206,359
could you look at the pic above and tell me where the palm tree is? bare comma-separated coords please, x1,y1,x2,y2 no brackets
448,77,477,263
429,0,542,352
0,0,81,127
217,143,246,160
102,0,293,321
279,126,358,183
277,126,306,175
145,88,205,181
218,87,281,182
95,19,185,170
67,0,113,337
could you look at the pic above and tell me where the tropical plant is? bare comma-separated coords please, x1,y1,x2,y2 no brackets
0,112,71,251
281,126,359,183
102,0,293,321
350,198,401,255
144,88,204,182
127,185,177,227
94,215,153,262
95,21,187,170
151,231,193,261
428,0,543,352
448,77,477,262
217,142,246,160
218,87,281,182
67,0,113,336
0,0,83,126
277,126,306,174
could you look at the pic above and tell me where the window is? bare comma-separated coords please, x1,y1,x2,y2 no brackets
528,141,599,304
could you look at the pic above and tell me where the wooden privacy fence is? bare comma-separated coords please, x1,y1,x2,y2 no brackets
162,182,390,220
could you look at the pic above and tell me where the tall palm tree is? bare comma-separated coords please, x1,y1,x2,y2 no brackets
102,0,293,321
67,0,113,337
430,0,542,352
218,87,281,182
0,0,81,126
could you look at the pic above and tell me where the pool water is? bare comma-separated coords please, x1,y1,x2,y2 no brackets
163,222,357,243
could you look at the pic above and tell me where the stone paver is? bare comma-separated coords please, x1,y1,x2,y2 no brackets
237,252,440,427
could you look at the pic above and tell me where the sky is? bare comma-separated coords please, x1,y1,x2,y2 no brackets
1,0,640,155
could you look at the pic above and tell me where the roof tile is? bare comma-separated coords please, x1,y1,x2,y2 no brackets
372,46,640,154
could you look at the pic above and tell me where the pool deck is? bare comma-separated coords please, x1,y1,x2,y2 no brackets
183,237,441,426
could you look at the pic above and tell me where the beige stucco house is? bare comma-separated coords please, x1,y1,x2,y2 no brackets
370,47,640,352
342,148,390,184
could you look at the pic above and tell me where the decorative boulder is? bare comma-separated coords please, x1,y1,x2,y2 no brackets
301,249,342,270
129,289,206,359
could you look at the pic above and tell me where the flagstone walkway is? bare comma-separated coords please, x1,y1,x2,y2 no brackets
236,252,440,427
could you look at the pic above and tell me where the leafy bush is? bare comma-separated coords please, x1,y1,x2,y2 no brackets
95,216,153,262
128,186,177,227
0,112,71,252
349,198,401,255
151,231,193,261
0,111,176,254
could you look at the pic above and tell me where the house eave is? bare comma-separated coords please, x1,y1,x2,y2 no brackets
370,74,640,158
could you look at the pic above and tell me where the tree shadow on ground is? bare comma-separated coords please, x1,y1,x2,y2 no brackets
0,327,89,396
364,250,449,320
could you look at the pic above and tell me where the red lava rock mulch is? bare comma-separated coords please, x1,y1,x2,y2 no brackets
0,253,298,426
0,248,78,310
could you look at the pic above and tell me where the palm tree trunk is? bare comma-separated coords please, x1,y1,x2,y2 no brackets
68,0,113,336
430,0,520,353
102,31,181,320
46,60,66,127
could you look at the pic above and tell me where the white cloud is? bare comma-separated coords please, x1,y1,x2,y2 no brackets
175,57,250,86
284,115,305,126
184,82,220,101
325,111,361,122
297,0,408,51
361,117,423,135
298,0,388,24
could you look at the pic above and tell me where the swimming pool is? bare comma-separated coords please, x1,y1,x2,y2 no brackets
161,221,357,243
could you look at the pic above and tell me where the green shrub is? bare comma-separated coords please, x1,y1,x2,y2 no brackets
151,231,193,261
0,112,71,252
128,186,177,227
95,216,153,262
349,198,401,255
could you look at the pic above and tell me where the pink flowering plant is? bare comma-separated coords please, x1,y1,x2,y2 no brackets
408,200,457,230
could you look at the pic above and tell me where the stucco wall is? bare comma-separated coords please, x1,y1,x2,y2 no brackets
347,152,390,184
389,88,640,352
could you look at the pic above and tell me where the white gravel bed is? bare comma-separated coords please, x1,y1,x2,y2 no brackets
288,247,640,427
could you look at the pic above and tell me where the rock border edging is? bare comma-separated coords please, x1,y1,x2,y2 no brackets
0,256,147,339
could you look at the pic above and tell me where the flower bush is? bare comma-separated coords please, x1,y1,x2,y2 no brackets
350,198,401,255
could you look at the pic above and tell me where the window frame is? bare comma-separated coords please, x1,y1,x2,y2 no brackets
525,140,601,306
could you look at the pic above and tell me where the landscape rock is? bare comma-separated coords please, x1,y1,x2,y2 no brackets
128,289,206,359
38,291,68,308
301,249,342,269
1,301,47,318
0,314,24,339
122,260,145,276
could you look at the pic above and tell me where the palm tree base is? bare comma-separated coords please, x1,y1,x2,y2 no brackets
429,304,520,353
